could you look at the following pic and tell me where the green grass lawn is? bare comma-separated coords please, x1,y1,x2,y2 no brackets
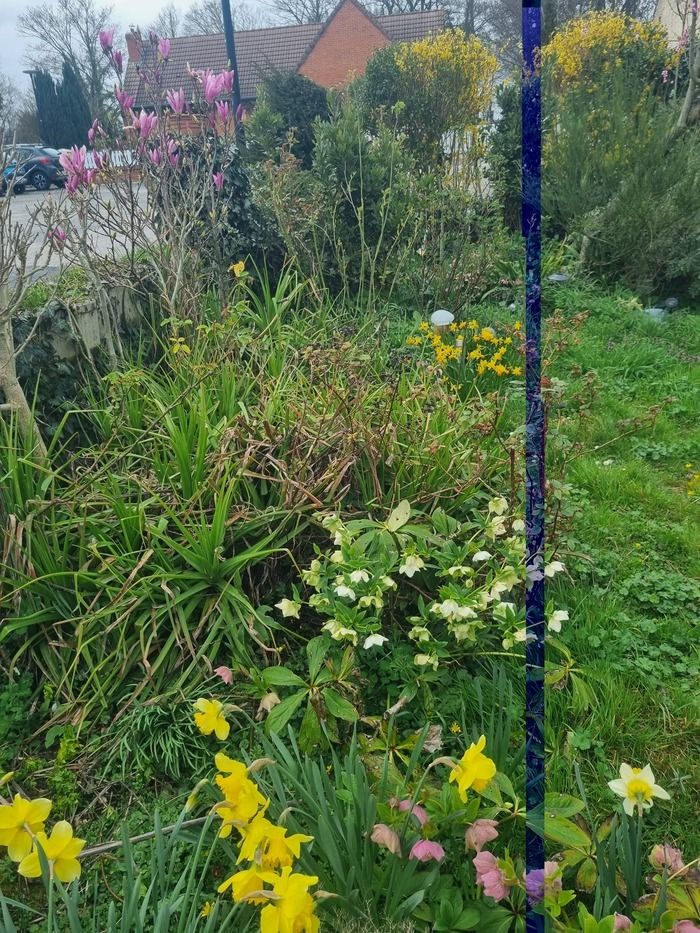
543,283,700,855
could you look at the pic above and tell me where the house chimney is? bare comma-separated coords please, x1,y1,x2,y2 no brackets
125,28,142,63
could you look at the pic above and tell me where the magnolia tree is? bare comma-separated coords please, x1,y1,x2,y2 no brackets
54,29,246,351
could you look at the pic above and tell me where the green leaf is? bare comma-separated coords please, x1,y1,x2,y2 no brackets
576,857,597,893
307,636,330,683
265,690,307,733
385,500,411,532
544,816,591,850
262,666,306,688
298,702,322,753
455,908,481,930
323,688,358,722
545,792,586,819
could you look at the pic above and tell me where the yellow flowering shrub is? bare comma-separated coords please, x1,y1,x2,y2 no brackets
543,12,671,92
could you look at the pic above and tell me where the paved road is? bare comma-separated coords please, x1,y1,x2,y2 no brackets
5,185,149,277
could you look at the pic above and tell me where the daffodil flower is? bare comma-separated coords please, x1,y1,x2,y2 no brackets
193,699,230,740
237,815,313,870
18,821,85,883
0,795,52,862
608,763,670,816
448,735,497,802
218,865,269,903
258,867,320,933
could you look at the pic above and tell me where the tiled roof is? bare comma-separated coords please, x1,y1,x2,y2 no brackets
124,6,445,106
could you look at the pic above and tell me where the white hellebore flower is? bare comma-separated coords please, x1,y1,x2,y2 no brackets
275,598,301,619
488,496,509,516
363,634,388,649
334,583,356,601
472,550,492,563
399,554,425,578
430,600,476,622
547,609,569,633
322,619,358,645
608,763,670,817
414,653,439,671
493,601,516,621
301,559,322,589
544,560,566,578
512,518,525,533
409,625,431,643
380,575,397,590
330,550,344,564
350,569,370,584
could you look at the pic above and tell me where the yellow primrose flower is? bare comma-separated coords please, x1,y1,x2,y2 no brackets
218,865,269,903
258,867,320,933
237,814,313,870
449,735,497,802
608,763,670,816
18,821,85,883
0,795,52,862
230,261,246,277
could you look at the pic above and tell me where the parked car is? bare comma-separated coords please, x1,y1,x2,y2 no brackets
1,145,66,194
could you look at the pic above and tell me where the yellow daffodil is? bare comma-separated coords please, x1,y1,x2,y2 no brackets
18,821,85,883
0,795,52,862
449,735,497,802
230,261,246,277
194,699,230,740
608,763,670,816
237,815,313,870
258,867,320,933
214,753,268,835
218,865,269,903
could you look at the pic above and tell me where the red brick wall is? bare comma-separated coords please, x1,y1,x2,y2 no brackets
298,0,390,88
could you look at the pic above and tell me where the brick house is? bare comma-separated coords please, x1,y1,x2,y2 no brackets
123,0,445,114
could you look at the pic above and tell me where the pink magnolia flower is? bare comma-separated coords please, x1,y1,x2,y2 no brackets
85,169,97,186
214,665,233,685
148,146,162,165
370,823,401,856
112,50,123,74
397,799,428,827
465,818,499,852
473,850,511,902
186,61,200,80
215,100,231,124
166,88,187,114
132,111,158,140
649,844,685,874
149,30,159,45
613,915,633,931
673,923,700,933
212,171,224,191
409,839,445,862
202,70,224,104
65,175,80,195
99,29,115,53
235,103,247,123
220,69,235,93
87,118,103,145
158,37,171,59
47,226,66,247
59,145,87,175
166,139,180,168
116,88,135,110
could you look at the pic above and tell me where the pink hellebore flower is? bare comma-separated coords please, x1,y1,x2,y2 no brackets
370,823,401,857
649,844,685,874
397,799,428,827
158,37,171,59
214,665,233,685
673,924,700,933
613,915,633,931
473,850,511,902
166,88,187,114
212,171,224,191
112,50,123,74
409,840,445,863
99,28,115,53
465,818,499,853
116,88,135,110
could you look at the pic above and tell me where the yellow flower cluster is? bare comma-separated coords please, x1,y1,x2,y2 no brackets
543,12,670,89
0,793,85,883
407,319,522,378
395,29,498,127
211,753,320,932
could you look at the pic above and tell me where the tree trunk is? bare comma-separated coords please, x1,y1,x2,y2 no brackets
0,316,47,458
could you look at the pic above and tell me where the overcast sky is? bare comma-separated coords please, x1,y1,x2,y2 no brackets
0,0,266,95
